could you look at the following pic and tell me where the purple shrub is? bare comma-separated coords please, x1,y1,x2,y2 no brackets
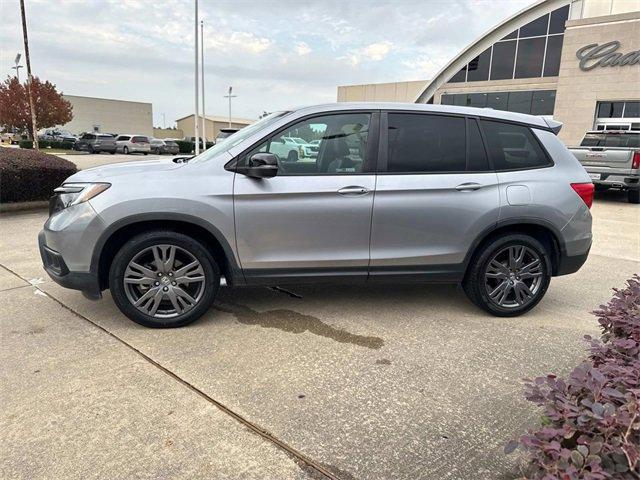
507,275,640,479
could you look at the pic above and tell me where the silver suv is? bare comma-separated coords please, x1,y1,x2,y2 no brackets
39,104,594,327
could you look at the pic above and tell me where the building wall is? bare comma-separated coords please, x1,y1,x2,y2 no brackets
176,115,253,139
337,80,428,102
62,95,153,136
153,128,184,139
554,11,640,145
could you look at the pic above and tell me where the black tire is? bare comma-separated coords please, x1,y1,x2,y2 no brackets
463,234,551,317
110,150,116,155
109,230,220,328
123,146,129,154
628,189,640,204
287,150,298,162
88,145,95,154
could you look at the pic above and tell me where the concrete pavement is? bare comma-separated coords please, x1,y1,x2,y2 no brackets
0,190,638,479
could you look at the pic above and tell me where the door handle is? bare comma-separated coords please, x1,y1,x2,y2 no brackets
455,182,483,192
338,186,369,196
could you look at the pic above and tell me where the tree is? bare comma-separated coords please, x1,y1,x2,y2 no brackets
0,76,73,138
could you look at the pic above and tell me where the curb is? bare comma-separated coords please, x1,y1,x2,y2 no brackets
0,201,48,214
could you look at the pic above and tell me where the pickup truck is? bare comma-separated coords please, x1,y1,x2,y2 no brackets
569,130,639,204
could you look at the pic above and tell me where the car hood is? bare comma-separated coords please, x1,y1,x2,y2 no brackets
66,158,184,183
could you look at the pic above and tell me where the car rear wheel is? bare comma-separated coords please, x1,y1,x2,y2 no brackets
109,231,219,328
123,146,129,154
463,234,551,317
628,189,639,204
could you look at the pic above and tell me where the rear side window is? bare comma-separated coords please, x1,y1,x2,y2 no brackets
480,120,551,171
387,113,466,172
581,133,605,147
117,135,130,141
132,136,148,142
467,119,490,171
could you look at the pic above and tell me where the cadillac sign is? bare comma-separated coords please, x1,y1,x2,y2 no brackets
576,41,640,71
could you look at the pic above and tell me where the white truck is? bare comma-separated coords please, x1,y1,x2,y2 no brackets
569,130,640,204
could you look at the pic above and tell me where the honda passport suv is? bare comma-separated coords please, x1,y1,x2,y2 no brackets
39,103,593,328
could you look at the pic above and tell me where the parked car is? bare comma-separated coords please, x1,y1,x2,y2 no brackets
39,128,77,144
1,131,22,145
115,134,151,155
215,128,238,143
74,133,117,154
150,138,179,155
39,103,593,328
568,130,639,203
268,136,306,162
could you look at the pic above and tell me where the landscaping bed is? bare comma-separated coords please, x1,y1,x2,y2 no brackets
0,147,77,203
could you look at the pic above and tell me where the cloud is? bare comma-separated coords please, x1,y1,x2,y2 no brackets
0,0,532,125
294,42,311,56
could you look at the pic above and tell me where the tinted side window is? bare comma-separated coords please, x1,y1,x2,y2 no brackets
387,114,465,173
481,121,551,171
467,119,489,171
242,113,371,175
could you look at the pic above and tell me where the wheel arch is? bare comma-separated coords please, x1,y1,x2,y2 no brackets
464,219,564,278
92,213,242,291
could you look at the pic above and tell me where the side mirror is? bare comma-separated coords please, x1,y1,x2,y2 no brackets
238,153,278,178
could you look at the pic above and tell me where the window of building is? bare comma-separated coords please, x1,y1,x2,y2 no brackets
549,5,569,34
531,90,556,116
543,35,564,77
515,37,546,78
486,92,509,111
481,120,551,171
387,114,466,173
449,66,467,83
597,102,625,118
466,47,492,82
446,6,568,83
242,113,371,175
490,41,517,80
438,90,556,116
507,91,533,114
519,14,549,38
623,102,640,118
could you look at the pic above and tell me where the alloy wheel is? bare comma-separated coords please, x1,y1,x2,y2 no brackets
123,244,206,318
484,245,543,309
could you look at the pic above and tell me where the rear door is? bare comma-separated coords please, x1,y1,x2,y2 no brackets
369,112,500,280
233,111,379,284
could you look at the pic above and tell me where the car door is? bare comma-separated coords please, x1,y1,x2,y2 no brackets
233,112,379,284
369,112,500,281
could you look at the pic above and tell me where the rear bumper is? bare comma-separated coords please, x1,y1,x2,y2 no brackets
585,169,639,189
556,247,590,276
38,231,102,299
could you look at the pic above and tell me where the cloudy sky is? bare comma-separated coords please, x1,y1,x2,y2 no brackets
1,0,532,126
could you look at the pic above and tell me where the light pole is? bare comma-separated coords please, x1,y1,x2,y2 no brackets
19,0,38,150
193,0,200,155
12,53,23,82
200,20,206,148
223,86,237,128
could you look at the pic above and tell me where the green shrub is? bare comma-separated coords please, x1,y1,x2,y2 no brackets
19,140,33,149
176,140,193,154
0,148,77,203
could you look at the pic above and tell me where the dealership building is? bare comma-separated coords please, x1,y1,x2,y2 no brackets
338,0,640,145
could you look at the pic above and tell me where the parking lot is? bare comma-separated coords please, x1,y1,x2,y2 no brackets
1,175,638,479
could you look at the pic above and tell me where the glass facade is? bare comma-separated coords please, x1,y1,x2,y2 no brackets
441,90,556,116
448,5,569,83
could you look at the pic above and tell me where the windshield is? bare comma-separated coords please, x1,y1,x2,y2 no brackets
191,111,290,163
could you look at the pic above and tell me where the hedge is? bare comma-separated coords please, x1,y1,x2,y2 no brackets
19,140,75,150
507,275,640,479
0,148,77,203
175,141,216,154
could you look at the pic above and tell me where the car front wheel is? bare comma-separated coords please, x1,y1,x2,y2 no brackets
463,234,551,317
109,231,220,327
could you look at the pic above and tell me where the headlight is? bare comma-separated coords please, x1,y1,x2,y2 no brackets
49,182,110,216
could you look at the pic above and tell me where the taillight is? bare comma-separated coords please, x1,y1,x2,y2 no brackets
571,183,594,209
632,151,640,170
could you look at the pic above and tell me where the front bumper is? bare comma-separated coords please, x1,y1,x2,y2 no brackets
38,231,102,299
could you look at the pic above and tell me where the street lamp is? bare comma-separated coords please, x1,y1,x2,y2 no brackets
11,53,23,82
193,0,200,155
223,86,237,128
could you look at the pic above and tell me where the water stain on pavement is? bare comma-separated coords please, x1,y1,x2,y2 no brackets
215,302,384,349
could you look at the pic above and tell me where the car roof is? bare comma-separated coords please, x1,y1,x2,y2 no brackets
285,102,558,131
